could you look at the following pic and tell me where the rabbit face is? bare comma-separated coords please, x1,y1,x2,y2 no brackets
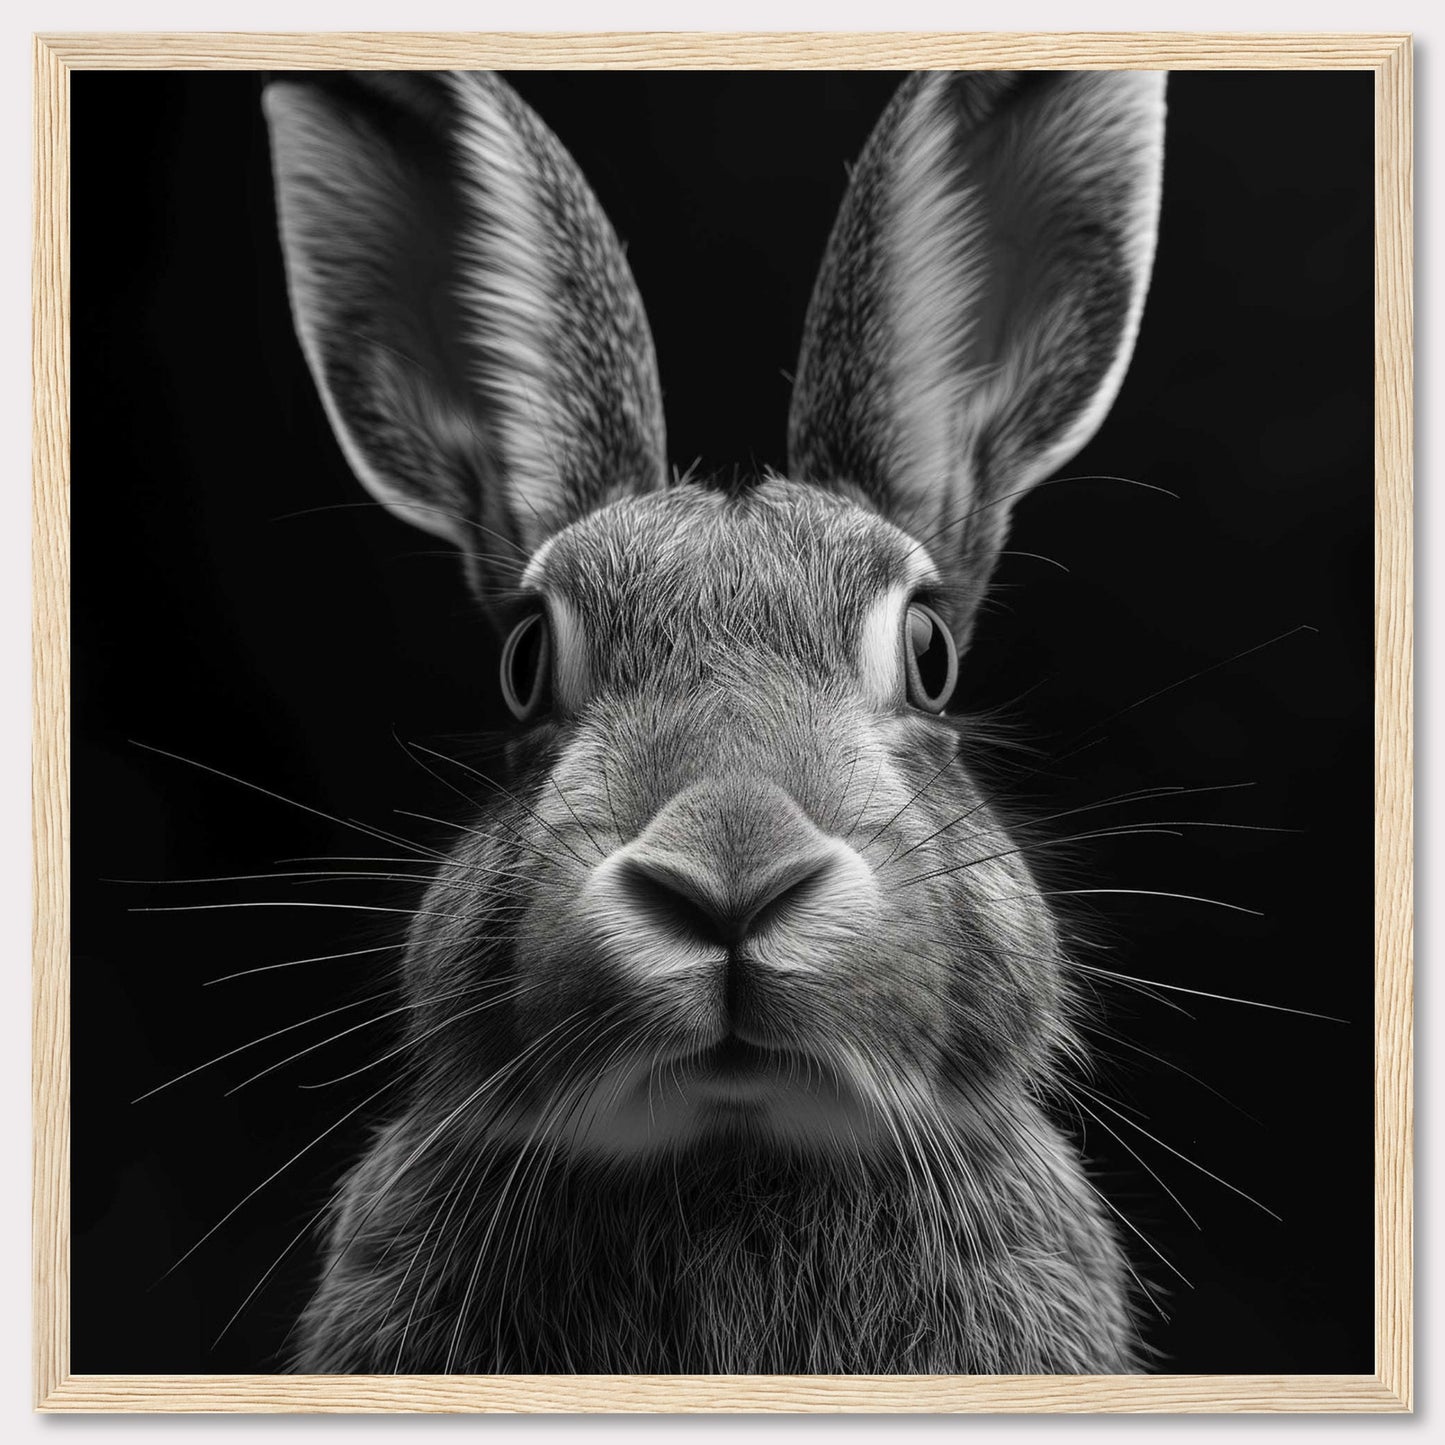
396,480,1066,1160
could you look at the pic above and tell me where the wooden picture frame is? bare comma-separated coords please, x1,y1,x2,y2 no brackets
33,30,1413,1413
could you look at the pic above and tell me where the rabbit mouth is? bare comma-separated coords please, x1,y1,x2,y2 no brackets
670,1034,825,1104
693,1034,779,1075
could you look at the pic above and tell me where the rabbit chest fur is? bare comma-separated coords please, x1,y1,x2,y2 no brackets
264,68,1166,1374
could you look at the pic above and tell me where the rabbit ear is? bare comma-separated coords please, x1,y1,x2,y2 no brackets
788,71,1165,637
263,72,666,587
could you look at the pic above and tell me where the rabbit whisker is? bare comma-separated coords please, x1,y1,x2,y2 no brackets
132,899,473,921
1059,624,1320,754
301,979,543,1089
1070,1081,1281,1222
1070,966,1194,1019
157,1071,402,1289
133,986,398,1102
893,812,1295,887
880,626,1313,853
1070,961,1347,1023
880,779,1267,871
985,886,1264,917
130,740,447,861
997,548,1070,573
278,852,522,868
895,826,1186,888
1067,1096,1201,1229
225,979,518,1096
205,942,403,987
392,808,563,869
548,775,609,859
208,1067,492,1354
409,742,594,869
1079,1025,1262,1124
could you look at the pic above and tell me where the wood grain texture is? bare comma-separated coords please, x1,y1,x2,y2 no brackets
35,1373,1411,1413
31,30,1414,1415
32,31,71,1415
1371,34,1414,1418
32,30,1411,70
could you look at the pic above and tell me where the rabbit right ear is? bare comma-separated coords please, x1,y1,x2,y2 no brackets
789,71,1165,644
263,72,667,594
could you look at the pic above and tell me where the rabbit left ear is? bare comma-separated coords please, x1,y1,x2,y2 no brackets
264,72,667,592
788,71,1166,639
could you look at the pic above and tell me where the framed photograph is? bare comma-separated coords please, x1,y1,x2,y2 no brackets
35,31,1412,1413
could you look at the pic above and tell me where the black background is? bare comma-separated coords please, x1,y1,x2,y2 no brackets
72,71,1374,1374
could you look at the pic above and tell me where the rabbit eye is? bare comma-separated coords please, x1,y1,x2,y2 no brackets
500,611,552,721
903,603,958,713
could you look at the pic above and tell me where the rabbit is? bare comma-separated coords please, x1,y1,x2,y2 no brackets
262,66,1167,1375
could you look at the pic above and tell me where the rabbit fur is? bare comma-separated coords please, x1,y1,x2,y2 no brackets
264,68,1166,1374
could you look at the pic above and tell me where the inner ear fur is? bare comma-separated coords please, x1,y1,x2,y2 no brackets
788,71,1167,644
264,71,668,601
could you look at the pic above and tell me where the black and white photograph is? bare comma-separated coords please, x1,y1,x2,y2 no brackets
69,64,1376,1379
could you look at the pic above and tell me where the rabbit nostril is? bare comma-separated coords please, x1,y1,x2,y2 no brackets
614,854,834,952
615,859,742,948
744,864,830,939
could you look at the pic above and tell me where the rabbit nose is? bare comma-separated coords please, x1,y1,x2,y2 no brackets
613,851,835,952
582,777,877,971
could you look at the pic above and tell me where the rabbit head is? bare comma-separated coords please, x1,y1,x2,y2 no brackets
265,70,1166,1167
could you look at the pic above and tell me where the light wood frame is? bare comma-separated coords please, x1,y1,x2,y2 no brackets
32,30,1413,1414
